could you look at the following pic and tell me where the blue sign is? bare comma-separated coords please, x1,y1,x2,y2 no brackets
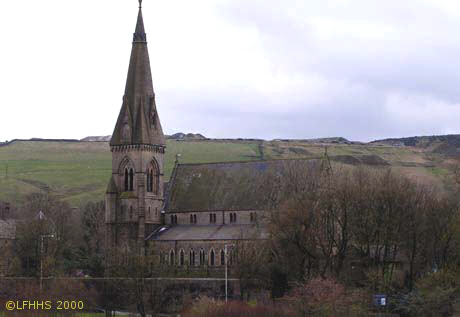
373,294,387,306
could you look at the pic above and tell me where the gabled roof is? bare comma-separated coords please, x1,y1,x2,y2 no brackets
110,4,165,147
166,159,320,212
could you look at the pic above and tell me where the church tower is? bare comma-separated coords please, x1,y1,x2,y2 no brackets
105,0,165,256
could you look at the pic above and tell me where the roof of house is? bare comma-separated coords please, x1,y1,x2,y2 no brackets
0,220,16,239
149,224,268,241
165,159,320,212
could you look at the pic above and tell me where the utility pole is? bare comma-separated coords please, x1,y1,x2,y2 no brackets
40,234,55,292
225,243,235,302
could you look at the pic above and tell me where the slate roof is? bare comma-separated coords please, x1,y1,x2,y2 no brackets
110,5,165,147
0,220,16,239
165,159,320,212
150,224,267,241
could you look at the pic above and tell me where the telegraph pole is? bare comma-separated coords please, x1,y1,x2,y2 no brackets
225,243,235,302
40,234,55,292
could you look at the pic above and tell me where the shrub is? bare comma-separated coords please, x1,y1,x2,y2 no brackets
283,277,369,317
393,268,460,317
182,297,294,317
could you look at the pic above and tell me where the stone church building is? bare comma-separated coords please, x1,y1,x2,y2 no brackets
105,2,305,272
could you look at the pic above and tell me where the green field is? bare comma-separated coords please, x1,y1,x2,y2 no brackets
0,139,455,207
0,140,260,207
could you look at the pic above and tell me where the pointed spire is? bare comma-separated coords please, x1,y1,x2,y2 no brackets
110,1,165,147
106,175,118,193
133,98,151,143
133,1,146,42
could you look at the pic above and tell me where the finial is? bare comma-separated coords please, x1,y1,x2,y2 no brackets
139,0,142,9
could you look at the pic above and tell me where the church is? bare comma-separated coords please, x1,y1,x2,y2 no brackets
104,1,309,271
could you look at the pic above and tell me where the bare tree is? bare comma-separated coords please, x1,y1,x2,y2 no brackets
267,162,456,293
231,239,271,301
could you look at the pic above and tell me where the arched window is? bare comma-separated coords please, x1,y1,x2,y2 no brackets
190,214,193,224
149,169,153,192
147,168,154,192
199,249,205,266
146,159,159,195
129,168,134,191
190,249,195,266
221,249,225,266
169,250,175,266
146,171,150,192
209,213,216,223
124,169,129,191
210,249,215,266
179,250,185,266
170,215,178,225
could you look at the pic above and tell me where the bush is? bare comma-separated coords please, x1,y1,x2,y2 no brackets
283,277,369,317
392,268,460,316
182,297,295,317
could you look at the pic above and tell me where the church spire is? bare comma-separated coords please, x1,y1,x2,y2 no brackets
133,0,146,43
110,0,165,147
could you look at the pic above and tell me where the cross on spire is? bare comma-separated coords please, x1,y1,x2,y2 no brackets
139,0,142,9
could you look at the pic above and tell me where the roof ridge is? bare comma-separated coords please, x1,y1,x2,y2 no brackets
176,157,320,167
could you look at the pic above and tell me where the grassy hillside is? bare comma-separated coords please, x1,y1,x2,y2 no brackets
0,140,260,207
263,140,456,192
0,139,457,207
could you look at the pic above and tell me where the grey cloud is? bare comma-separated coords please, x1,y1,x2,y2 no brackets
183,0,460,141
160,85,426,142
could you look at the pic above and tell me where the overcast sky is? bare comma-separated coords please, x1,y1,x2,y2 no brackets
2,0,460,142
